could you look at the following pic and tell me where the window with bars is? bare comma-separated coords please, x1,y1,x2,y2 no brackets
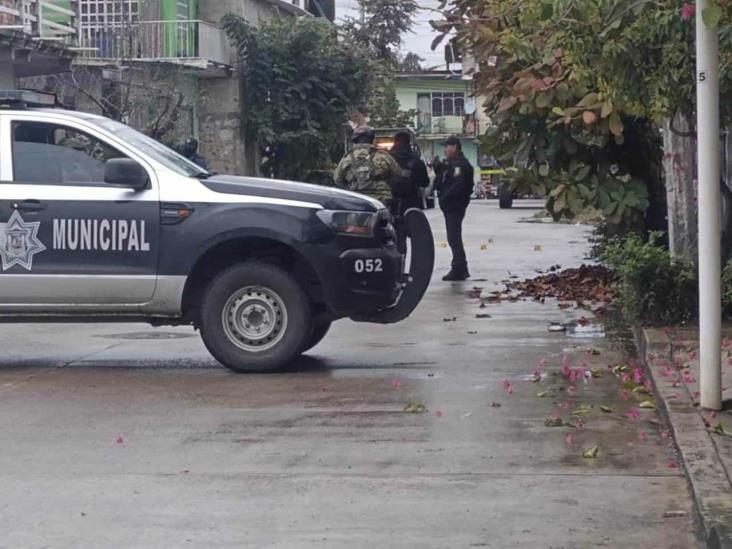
430,92,465,117
79,0,139,28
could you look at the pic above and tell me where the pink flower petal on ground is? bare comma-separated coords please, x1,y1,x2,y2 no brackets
621,389,631,400
567,385,577,395
668,460,678,469
565,434,574,445
621,373,631,383
559,401,571,411
116,436,124,444
575,421,585,430
633,369,643,384
539,358,547,367
711,411,718,419
661,430,671,439
637,428,647,442
627,408,641,422
648,353,656,361
501,379,514,395
392,379,402,388
435,410,443,417
672,380,680,388
687,351,698,361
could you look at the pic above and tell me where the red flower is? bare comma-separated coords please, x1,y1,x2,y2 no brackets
681,3,695,20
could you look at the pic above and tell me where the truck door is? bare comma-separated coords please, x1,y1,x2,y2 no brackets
0,115,159,307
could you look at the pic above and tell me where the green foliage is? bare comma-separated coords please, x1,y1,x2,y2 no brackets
602,234,698,326
222,15,370,179
722,260,732,311
340,0,418,128
340,0,418,65
433,0,732,229
398,52,425,73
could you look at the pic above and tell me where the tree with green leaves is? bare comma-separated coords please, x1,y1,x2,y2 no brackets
432,0,732,257
222,15,370,179
340,0,419,127
398,52,425,73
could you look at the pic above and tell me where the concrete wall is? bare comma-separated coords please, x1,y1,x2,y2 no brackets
198,0,280,27
196,0,296,176
198,76,250,175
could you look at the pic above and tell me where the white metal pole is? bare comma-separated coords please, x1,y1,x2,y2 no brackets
697,0,723,411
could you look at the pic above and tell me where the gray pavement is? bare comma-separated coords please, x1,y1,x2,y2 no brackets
0,200,702,548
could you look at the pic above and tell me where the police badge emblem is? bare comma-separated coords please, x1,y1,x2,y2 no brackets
0,211,47,271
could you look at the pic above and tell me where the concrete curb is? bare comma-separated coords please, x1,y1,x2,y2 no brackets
637,327,732,549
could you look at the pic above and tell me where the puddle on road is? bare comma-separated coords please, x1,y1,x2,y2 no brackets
95,332,196,340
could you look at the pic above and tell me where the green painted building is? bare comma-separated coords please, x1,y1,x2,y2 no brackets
395,71,481,182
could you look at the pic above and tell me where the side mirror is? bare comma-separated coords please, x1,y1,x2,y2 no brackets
104,158,149,191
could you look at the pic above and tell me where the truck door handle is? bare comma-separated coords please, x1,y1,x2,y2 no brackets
12,200,46,212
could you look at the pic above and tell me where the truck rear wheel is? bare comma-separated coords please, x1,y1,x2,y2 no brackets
199,262,312,373
498,185,514,209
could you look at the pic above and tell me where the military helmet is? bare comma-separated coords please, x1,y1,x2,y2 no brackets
352,126,375,144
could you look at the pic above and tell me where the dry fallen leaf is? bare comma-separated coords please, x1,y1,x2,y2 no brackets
544,416,564,427
572,404,592,416
581,445,599,459
480,244,488,251
663,510,687,518
599,405,613,414
403,400,427,413
534,245,543,251
639,400,657,410
711,423,732,437
536,391,549,398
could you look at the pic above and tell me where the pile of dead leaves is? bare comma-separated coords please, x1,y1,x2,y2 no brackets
478,265,616,312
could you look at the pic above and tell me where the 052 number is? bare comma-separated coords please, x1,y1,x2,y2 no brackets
354,258,383,273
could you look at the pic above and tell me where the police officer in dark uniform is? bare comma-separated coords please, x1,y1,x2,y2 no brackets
389,131,430,252
181,137,208,170
437,135,474,281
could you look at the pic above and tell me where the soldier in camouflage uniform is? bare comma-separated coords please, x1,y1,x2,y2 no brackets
334,126,401,207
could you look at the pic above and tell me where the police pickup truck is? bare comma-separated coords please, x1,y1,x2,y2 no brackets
0,91,434,372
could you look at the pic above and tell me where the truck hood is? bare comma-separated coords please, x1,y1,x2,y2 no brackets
201,175,382,212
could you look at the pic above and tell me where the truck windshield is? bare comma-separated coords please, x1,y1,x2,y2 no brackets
89,118,208,177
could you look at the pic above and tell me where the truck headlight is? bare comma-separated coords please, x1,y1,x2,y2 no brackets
316,210,377,237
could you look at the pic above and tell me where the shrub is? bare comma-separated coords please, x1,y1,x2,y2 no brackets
601,233,697,326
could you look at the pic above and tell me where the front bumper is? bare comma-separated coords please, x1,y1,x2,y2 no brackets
308,209,433,323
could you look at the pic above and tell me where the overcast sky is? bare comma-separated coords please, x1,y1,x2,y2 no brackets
335,0,446,68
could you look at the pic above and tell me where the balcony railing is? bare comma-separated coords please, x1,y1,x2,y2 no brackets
78,20,230,67
417,113,477,137
0,0,77,44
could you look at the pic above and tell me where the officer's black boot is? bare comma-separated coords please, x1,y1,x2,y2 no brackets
442,264,470,281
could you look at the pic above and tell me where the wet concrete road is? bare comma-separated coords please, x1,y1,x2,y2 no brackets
0,201,701,548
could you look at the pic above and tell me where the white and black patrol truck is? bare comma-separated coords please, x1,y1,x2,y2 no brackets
0,91,434,372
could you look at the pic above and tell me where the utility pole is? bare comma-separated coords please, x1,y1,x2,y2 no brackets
696,0,722,411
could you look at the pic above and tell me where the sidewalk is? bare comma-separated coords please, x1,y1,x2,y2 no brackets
640,328,732,548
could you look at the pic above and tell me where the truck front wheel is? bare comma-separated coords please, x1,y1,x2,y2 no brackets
199,262,312,373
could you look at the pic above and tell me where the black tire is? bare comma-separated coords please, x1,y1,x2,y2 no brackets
301,321,332,354
498,185,514,209
199,262,312,373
